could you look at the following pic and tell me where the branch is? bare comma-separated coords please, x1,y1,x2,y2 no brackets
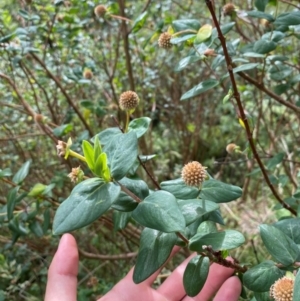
205,0,297,216
237,71,300,115
30,53,94,137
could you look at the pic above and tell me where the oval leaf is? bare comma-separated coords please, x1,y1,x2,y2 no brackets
161,178,200,199
104,131,138,181
183,255,210,297
128,117,151,138
189,230,245,251
12,160,31,184
53,179,120,235
293,269,300,301
260,224,299,266
132,190,186,233
243,260,285,292
178,199,219,225
200,179,242,203
180,79,219,101
133,228,177,283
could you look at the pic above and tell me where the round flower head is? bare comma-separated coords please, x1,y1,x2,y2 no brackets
270,276,294,301
119,91,139,111
226,143,237,154
83,69,93,79
158,32,172,49
223,3,236,17
94,5,107,17
181,161,207,187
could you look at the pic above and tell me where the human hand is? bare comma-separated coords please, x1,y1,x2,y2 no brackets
45,234,242,301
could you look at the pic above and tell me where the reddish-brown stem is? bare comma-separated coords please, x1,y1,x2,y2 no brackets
205,0,297,216
30,53,94,137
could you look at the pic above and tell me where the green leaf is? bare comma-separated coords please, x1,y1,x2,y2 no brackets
234,63,258,73
132,11,148,33
274,11,300,31
172,19,201,32
0,168,12,178
248,10,274,21
255,0,269,11
180,79,219,101
170,34,196,44
262,31,285,42
52,124,73,137
94,152,110,180
29,220,43,237
195,24,212,44
161,178,200,199
12,160,31,184
254,291,273,301
113,211,131,231
53,179,120,235
93,135,102,163
43,209,51,234
132,190,186,233
28,183,47,197
269,64,292,81
293,268,300,301
128,117,151,138
178,199,219,226
260,224,299,266
273,218,300,244
175,55,202,72
112,177,149,212
199,179,242,203
243,260,285,292
253,39,277,54
104,131,138,181
7,186,20,220
266,153,284,169
82,140,95,171
94,127,122,146
133,228,177,283
189,230,245,251
183,255,210,297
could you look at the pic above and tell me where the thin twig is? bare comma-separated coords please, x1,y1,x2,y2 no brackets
30,53,94,137
205,0,297,216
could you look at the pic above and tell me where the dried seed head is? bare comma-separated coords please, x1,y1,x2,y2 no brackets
56,140,67,157
94,5,107,17
223,3,236,16
68,166,84,183
158,32,172,49
83,69,93,79
204,48,217,57
181,161,207,187
119,91,139,111
270,276,294,301
226,143,237,154
34,114,44,123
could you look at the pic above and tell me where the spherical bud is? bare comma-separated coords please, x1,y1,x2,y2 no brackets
119,91,139,111
204,48,217,57
34,114,44,123
68,166,84,183
158,32,172,49
270,276,294,301
181,161,207,187
56,140,67,157
226,143,237,154
94,5,107,17
83,69,93,79
223,3,236,17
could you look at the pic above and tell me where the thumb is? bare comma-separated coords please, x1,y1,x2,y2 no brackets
45,234,79,301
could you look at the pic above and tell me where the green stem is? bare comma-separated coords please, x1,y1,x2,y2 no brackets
124,111,130,132
69,150,87,162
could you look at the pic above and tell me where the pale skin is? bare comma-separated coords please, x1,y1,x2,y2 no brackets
45,234,242,301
